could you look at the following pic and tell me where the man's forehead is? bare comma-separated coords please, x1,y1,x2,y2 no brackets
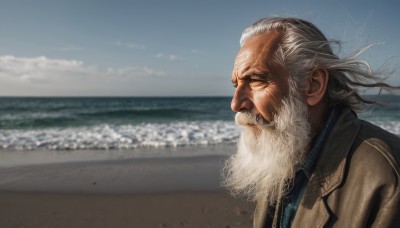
234,31,283,67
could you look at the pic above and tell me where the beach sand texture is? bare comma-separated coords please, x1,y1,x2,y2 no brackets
0,149,254,228
0,191,253,228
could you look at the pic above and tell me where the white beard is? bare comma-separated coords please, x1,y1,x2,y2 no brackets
223,95,311,204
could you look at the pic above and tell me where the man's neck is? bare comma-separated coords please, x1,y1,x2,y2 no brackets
308,104,330,138
302,104,330,159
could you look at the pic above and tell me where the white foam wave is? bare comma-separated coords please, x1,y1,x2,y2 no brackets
1,120,398,151
0,121,241,150
370,121,400,136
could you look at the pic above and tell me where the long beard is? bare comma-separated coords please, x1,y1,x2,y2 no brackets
223,95,311,203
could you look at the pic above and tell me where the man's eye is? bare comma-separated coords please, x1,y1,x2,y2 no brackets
250,79,268,85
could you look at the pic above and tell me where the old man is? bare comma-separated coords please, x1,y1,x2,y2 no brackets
224,17,400,227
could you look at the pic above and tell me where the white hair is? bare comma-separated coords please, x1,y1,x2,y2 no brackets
240,17,398,112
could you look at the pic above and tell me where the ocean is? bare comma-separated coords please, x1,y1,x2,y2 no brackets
0,96,399,151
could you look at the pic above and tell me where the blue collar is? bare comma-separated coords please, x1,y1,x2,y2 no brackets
297,107,340,178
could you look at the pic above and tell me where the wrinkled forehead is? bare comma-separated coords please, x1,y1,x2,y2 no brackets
234,31,283,68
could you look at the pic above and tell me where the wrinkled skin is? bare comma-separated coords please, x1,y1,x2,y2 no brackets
231,31,290,124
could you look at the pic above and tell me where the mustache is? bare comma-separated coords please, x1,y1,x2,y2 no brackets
235,112,272,127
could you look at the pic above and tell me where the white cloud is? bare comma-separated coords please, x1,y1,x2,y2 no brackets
0,55,166,96
106,66,165,77
0,56,87,81
0,55,164,79
155,53,181,61
116,41,146,49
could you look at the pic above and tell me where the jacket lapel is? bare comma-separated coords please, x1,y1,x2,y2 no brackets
292,108,361,227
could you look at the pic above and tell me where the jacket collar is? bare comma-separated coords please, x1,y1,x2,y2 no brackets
313,108,360,196
291,108,361,227
297,107,340,179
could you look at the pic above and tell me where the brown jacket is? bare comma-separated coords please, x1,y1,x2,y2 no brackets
254,108,400,228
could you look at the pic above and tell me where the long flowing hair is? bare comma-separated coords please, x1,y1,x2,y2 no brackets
240,17,399,112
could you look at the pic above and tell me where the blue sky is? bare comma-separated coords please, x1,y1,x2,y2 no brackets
0,0,399,96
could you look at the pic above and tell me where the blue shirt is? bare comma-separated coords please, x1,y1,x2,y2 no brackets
280,108,340,228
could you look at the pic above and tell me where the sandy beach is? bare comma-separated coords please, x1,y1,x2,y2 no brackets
0,191,253,228
0,146,254,228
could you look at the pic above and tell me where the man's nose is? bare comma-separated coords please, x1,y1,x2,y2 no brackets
231,85,252,112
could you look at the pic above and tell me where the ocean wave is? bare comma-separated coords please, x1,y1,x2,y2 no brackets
0,108,233,129
370,121,400,136
1,120,399,151
78,108,209,118
0,121,241,150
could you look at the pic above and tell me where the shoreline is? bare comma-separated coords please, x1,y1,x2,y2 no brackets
0,153,230,194
0,144,237,168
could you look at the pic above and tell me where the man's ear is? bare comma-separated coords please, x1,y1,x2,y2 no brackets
305,68,329,107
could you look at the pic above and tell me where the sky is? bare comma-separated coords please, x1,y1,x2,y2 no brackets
0,0,399,97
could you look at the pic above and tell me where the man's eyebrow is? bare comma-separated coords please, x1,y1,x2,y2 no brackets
238,72,269,80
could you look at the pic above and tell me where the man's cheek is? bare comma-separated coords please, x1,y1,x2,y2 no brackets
253,92,280,122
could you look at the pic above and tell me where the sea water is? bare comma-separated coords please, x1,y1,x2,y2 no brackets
0,96,399,151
